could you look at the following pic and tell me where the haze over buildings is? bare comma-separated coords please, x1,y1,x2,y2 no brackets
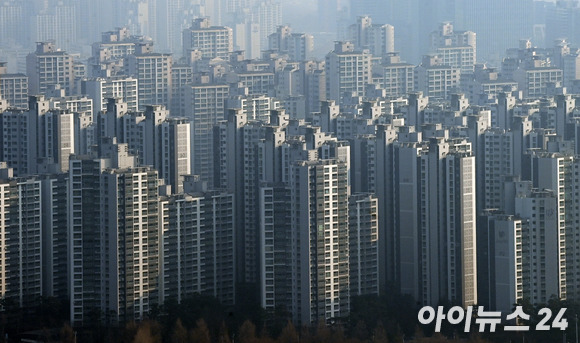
2,0,580,335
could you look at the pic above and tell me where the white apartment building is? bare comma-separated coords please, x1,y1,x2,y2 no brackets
26,42,74,95
124,44,172,109
325,41,372,101
82,76,139,113
182,18,233,60
291,159,350,324
348,16,395,57
430,22,476,74
415,55,461,100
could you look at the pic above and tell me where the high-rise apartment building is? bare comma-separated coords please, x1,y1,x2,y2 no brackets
226,94,281,122
453,0,533,64
38,108,75,174
276,64,302,98
513,183,562,304
69,149,161,325
254,118,348,323
49,95,94,120
268,26,314,61
33,2,78,52
325,41,372,101
156,0,198,54
198,188,236,305
216,109,294,304
231,15,262,60
0,96,75,176
159,194,204,303
255,0,282,51
349,193,379,296
114,0,158,44
562,50,580,89
82,76,139,113
180,81,230,186
317,0,342,33
92,27,141,62
0,0,24,48
78,0,115,46
202,0,228,26
101,166,161,322
26,42,75,96
41,174,69,300
0,175,43,310
372,53,414,96
89,28,154,78
98,102,191,192
529,152,580,301
482,128,514,211
237,71,276,96
513,62,563,98
157,118,191,193
478,213,523,314
429,22,476,74
393,137,477,307
392,139,425,303
348,16,395,57
302,61,327,115
460,65,518,105
0,62,28,109
258,184,293,314
182,18,234,60
68,155,109,326
124,44,172,109
545,0,580,51
494,92,518,130
356,125,398,290
171,63,193,114
160,177,237,305
215,109,263,285
565,158,580,302
291,159,350,324
31,95,75,174
0,107,37,176
415,54,461,99
231,118,348,320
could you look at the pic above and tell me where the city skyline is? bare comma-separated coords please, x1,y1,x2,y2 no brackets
2,1,580,342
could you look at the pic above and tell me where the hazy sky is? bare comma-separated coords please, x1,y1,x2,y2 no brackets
281,0,317,31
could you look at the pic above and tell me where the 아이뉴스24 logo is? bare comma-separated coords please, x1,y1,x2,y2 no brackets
418,305,568,333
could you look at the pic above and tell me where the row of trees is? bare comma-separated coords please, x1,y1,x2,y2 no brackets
2,291,579,343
